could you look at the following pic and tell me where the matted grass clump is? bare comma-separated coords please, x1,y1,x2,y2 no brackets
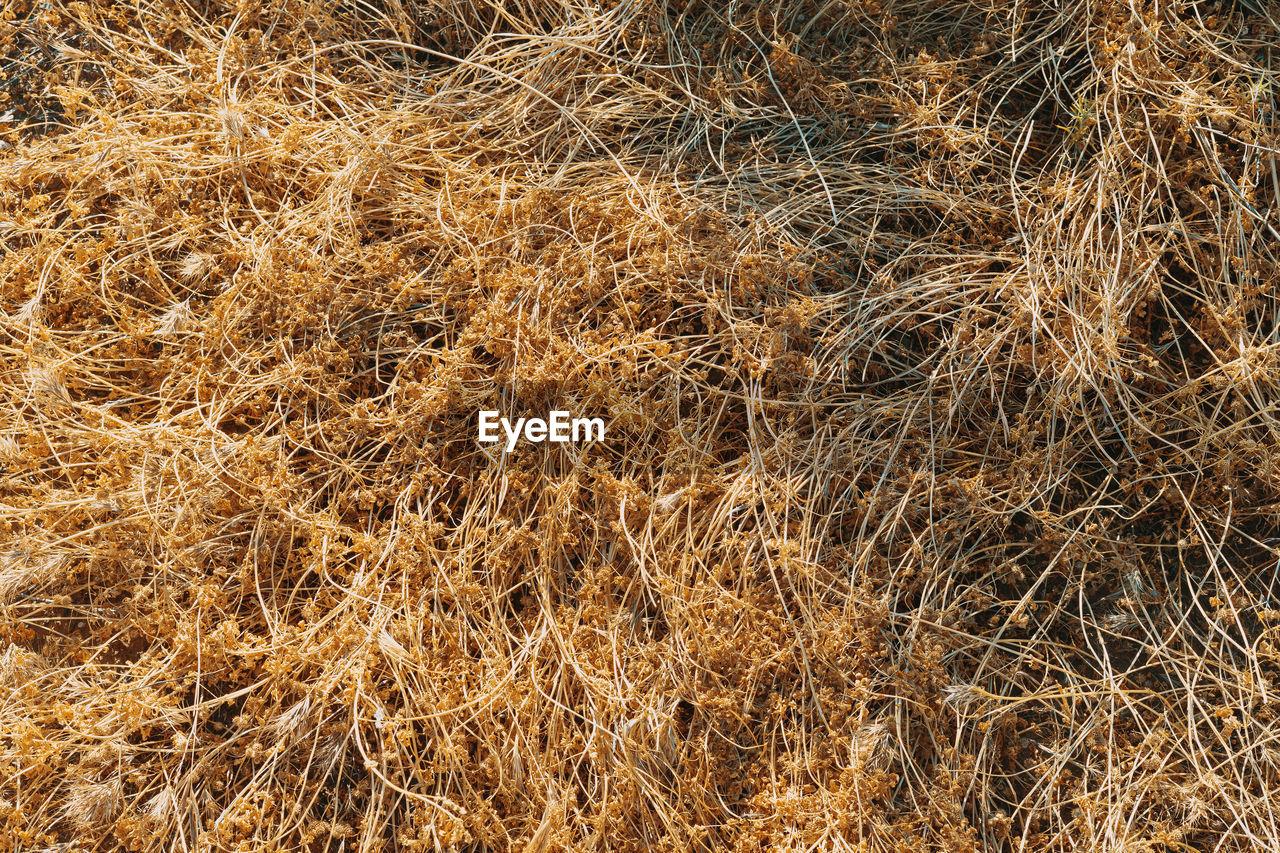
3,0,1280,850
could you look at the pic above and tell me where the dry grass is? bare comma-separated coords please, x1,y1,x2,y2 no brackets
2,0,1280,850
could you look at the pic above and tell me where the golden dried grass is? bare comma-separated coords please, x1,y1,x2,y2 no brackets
2,0,1280,850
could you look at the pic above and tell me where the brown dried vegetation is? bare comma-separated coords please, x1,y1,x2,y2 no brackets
2,0,1280,850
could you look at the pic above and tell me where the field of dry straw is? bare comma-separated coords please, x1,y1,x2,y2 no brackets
3,0,1280,850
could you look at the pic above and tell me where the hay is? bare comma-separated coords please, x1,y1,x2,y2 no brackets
2,0,1280,849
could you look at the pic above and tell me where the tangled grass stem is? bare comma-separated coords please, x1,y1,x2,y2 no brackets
3,0,1280,851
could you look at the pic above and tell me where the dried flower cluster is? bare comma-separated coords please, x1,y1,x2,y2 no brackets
2,0,1280,850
